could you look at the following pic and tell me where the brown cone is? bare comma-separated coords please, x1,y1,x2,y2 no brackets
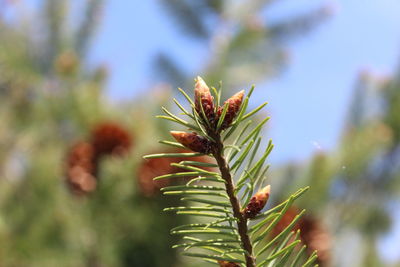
91,122,132,157
298,215,331,267
170,131,212,154
137,156,174,197
271,207,300,238
137,149,215,197
218,261,240,267
271,206,331,267
66,141,97,195
67,166,97,195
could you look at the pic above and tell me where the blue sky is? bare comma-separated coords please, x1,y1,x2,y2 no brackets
90,0,400,166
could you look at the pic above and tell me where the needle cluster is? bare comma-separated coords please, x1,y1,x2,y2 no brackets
144,77,317,267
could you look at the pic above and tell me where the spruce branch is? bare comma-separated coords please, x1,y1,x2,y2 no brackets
145,77,317,266
211,131,256,266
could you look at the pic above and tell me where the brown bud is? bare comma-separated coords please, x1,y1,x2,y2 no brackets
170,131,212,154
218,261,240,267
243,185,270,219
218,90,244,130
194,76,216,123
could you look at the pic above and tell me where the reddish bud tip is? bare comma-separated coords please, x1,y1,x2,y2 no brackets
218,90,245,130
243,185,270,219
170,131,212,154
218,261,240,267
194,76,216,122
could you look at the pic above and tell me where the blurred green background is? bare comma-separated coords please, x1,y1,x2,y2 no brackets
0,0,400,266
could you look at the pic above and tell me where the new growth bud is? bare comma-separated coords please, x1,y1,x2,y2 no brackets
194,76,216,123
243,185,270,219
218,90,244,130
170,131,212,154
218,261,240,267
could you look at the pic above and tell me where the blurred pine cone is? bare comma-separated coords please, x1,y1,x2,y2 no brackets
218,261,240,267
137,149,213,197
67,166,97,196
271,207,300,237
298,214,331,267
137,156,174,197
65,122,132,195
66,142,97,195
91,122,132,157
271,207,331,266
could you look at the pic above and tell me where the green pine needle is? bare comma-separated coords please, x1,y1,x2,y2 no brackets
145,78,316,267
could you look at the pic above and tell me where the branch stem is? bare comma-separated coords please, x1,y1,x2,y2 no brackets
212,133,256,267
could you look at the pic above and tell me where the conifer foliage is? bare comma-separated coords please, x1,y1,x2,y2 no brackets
144,77,317,266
